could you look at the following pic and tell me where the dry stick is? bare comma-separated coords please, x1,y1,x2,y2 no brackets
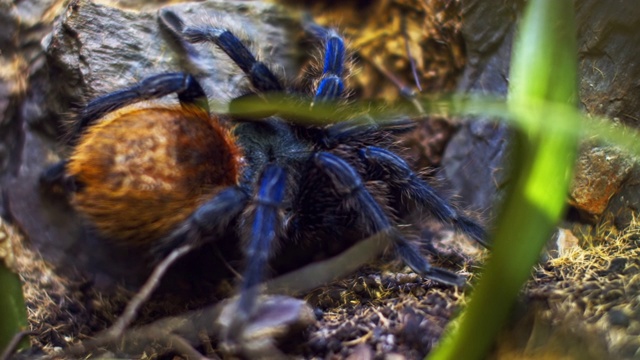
365,56,425,115
73,321,217,360
199,329,218,358
106,243,196,338
61,243,196,358
0,331,36,360
105,306,221,358
401,15,423,92
59,232,393,358
357,15,426,115
265,232,390,296
164,333,214,360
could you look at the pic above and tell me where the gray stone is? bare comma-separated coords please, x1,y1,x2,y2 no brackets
569,145,635,218
45,0,302,118
443,0,640,226
442,0,519,218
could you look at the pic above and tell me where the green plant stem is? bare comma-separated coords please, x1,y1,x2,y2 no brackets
0,261,28,354
428,0,579,359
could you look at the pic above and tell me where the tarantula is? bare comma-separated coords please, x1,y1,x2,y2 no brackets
41,9,487,330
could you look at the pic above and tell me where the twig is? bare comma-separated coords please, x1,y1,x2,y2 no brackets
365,56,425,115
265,232,390,296
60,243,196,358
105,243,195,338
0,331,35,360
401,15,423,92
165,333,213,360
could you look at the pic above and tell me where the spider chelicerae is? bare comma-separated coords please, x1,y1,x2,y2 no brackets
41,9,488,327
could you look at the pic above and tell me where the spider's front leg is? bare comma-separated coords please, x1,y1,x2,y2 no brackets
314,152,464,287
359,146,490,248
157,165,288,318
159,10,283,93
313,26,345,101
238,165,288,315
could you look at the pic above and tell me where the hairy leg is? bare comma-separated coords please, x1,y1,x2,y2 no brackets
314,151,464,286
359,146,489,248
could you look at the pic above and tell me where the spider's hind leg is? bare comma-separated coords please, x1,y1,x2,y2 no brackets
359,146,489,248
70,72,209,144
314,151,464,287
41,72,209,192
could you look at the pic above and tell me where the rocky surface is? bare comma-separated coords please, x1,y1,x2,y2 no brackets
569,145,635,219
441,0,519,219
442,0,640,227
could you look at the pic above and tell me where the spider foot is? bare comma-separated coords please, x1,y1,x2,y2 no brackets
421,266,466,287
393,234,465,287
217,295,315,358
453,215,491,249
39,160,78,194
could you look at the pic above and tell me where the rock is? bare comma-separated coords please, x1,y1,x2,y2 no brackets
346,344,374,360
441,0,518,217
608,308,631,328
544,228,581,260
569,145,634,218
384,354,406,360
0,0,66,202
0,0,71,265
603,163,640,229
443,0,640,227
576,1,640,127
45,0,302,119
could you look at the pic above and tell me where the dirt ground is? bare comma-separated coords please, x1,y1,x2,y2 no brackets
4,214,640,359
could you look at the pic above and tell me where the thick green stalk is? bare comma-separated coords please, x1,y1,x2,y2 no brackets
0,260,28,354
428,0,579,359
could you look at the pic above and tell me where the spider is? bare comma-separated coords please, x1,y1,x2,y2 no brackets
41,9,488,331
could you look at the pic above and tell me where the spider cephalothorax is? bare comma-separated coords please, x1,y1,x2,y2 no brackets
41,9,487,331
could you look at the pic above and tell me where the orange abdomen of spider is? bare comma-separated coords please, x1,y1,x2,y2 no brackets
67,106,240,246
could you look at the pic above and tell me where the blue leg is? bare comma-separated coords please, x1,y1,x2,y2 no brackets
359,146,489,248
238,165,287,315
314,152,464,286
159,10,283,93
152,186,249,259
314,28,345,102
71,72,208,144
